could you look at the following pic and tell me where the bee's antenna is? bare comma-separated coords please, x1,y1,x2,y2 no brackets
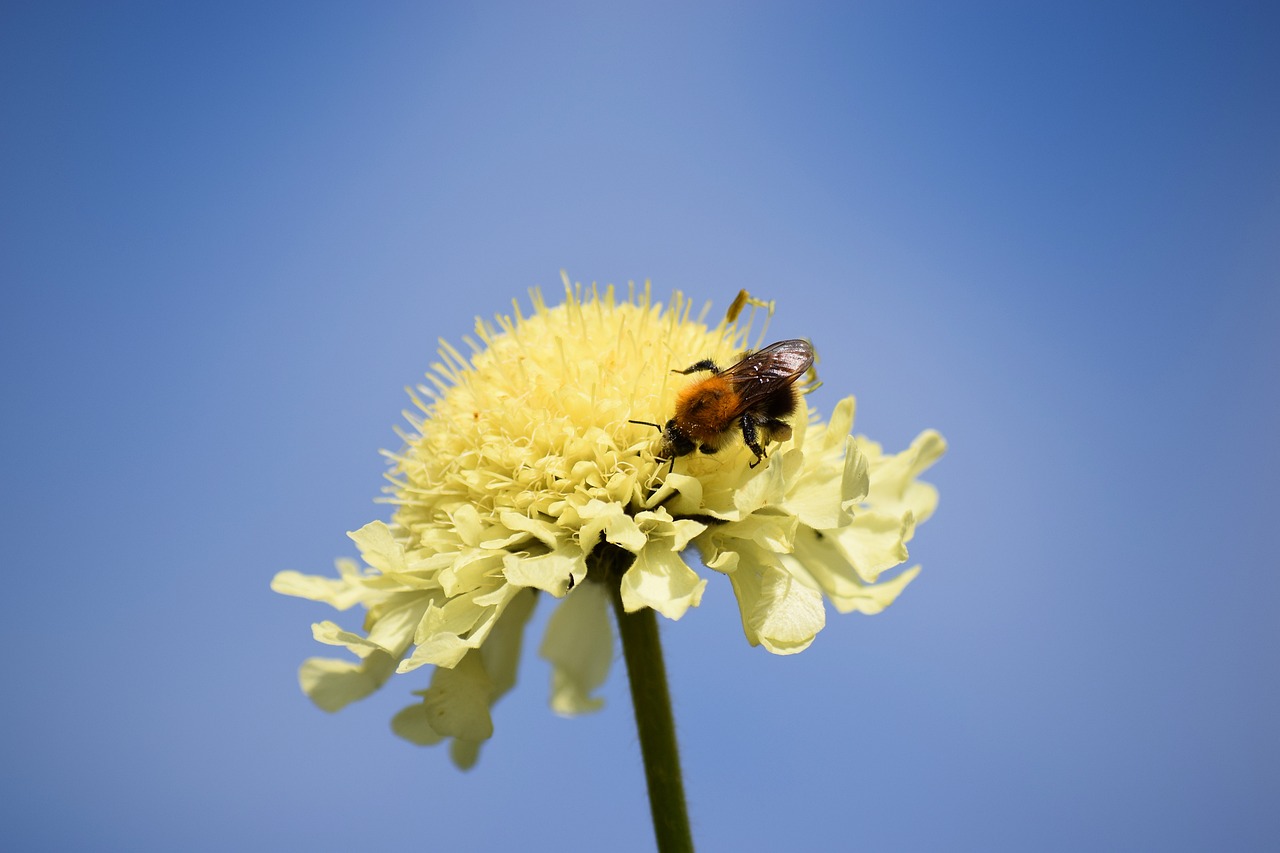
628,419,662,432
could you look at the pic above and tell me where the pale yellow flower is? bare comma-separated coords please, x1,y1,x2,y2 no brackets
273,275,944,767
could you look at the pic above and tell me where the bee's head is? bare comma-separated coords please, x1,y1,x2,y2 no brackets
661,419,696,458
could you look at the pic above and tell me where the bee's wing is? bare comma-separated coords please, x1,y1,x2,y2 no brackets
719,339,814,415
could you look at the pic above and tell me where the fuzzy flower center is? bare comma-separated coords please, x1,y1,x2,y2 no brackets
387,280,762,528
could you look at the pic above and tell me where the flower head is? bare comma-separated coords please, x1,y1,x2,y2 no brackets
273,274,944,767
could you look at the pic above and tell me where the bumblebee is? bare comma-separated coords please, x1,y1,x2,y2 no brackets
635,339,814,466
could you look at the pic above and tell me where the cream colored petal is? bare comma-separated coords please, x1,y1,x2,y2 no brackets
449,504,485,547
399,582,521,672
706,512,797,556
638,471,698,511
270,565,366,611
390,702,445,746
866,430,946,509
828,565,921,615
347,521,408,574
715,545,824,653
841,435,871,504
450,739,482,771
749,564,825,655
311,620,387,657
299,650,397,712
780,466,847,531
365,595,433,657
539,581,613,715
398,631,472,672
438,550,504,598
633,507,707,550
479,587,538,698
578,499,648,553
705,549,760,645
498,511,563,549
415,598,484,647
832,511,912,583
619,545,707,620
785,527,865,603
820,396,857,454
900,480,940,532
667,517,707,551
477,529,536,550
734,450,791,514
418,652,494,742
502,546,586,596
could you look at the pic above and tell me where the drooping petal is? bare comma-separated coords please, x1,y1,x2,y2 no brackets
480,587,538,698
418,651,495,742
299,650,398,712
708,545,825,654
390,702,446,746
539,582,613,715
747,564,826,655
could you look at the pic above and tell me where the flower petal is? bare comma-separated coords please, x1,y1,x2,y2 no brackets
365,595,433,657
299,651,397,712
398,582,522,671
577,499,648,553
502,545,586,596
749,566,825,655
347,521,409,574
620,545,707,620
539,582,613,715
865,430,946,517
390,702,446,746
270,559,369,610
312,620,388,657
479,587,538,697
829,565,921,615
832,511,912,583
713,545,825,654
418,651,494,742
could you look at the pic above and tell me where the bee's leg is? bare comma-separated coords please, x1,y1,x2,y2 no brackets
673,358,721,375
740,414,767,467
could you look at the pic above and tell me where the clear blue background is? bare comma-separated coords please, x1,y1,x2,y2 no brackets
3,3,1277,850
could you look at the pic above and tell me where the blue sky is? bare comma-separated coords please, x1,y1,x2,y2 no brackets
2,3,1277,850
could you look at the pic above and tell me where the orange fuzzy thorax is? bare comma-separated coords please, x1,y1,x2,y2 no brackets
673,376,742,446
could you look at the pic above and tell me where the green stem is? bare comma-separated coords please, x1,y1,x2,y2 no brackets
609,577,695,853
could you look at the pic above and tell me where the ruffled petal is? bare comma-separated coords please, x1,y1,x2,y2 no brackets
270,559,370,610
709,545,825,654
502,545,586,596
831,511,912,583
620,545,707,620
577,499,648,553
